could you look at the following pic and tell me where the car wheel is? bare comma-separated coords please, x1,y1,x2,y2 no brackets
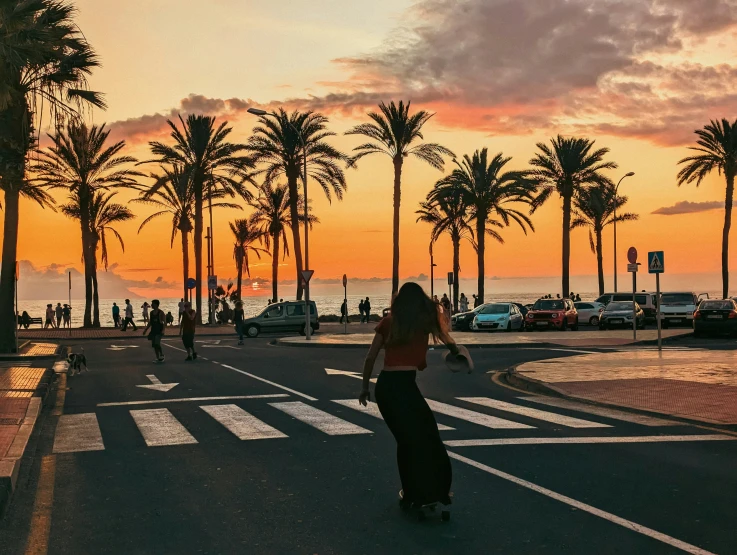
571,318,579,331
589,316,599,326
299,324,315,336
246,324,260,338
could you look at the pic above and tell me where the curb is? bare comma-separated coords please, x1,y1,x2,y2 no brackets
500,369,737,431
0,397,43,516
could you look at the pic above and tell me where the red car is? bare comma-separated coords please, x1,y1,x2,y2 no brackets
525,298,579,331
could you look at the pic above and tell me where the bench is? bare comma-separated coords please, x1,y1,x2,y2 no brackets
18,317,43,329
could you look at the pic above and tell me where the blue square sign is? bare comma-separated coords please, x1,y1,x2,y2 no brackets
648,251,664,274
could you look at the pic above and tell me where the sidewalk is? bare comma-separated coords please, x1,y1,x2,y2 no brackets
0,346,56,513
511,349,737,425
277,328,691,349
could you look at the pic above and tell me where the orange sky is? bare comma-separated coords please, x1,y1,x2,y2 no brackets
5,0,737,298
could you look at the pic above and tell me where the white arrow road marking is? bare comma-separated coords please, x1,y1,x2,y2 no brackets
325,368,376,383
136,374,178,392
107,344,140,351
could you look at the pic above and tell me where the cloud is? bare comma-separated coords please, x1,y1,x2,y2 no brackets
652,200,732,215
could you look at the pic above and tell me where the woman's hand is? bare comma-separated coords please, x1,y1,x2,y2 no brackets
358,388,370,406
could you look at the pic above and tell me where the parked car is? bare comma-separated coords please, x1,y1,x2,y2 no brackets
574,301,606,326
659,292,701,328
693,299,737,337
598,301,645,330
471,303,525,332
451,304,487,331
525,298,578,331
242,301,319,338
595,292,658,323
511,302,529,317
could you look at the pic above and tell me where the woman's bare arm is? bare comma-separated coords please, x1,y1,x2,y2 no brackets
359,333,384,405
438,328,460,355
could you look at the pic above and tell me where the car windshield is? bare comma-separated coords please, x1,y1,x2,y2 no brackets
532,300,564,310
700,301,733,310
480,304,509,314
606,302,635,311
661,293,695,305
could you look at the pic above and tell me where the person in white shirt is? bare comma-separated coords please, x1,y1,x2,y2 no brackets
44,304,55,329
141,302,150,325
121,299,137,331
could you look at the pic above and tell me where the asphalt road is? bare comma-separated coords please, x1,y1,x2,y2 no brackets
1,337,735,555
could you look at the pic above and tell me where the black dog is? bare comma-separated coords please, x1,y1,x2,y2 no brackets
67,350,88,376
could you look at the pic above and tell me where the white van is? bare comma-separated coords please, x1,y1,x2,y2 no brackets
659,292,701,328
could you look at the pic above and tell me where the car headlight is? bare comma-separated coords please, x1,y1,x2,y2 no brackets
551,313,558,318
526,314,533,319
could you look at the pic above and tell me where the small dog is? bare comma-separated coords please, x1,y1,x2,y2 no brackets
67,349,88,376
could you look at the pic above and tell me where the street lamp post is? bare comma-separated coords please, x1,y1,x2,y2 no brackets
248,107,312,339
429,241,438,298
613,172,635,293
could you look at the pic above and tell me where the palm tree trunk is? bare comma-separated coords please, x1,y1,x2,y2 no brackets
272,233,280,302
80,197,94,328
596,227,604,296
452,235,460,313
476,214,486,304
236,251,243,302
391,157,403,295
194,185,204,324
562,193,572,297
288,172,304,300
0,188,20,353
723,174,734,299
182,231,189,302
92,263,100,327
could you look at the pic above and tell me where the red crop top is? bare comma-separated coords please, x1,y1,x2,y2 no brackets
375,316,429,371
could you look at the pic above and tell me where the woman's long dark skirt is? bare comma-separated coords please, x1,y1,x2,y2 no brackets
375,370,452,505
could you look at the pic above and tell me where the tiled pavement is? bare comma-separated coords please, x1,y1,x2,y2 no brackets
516,350,737,425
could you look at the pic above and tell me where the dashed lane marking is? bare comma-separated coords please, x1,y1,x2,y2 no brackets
444,434,735,447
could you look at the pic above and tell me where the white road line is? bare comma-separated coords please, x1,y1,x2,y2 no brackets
518,396,679,427
447,451,716,555
130,408,198,447
444,434,735,447
270,401,372,436
97,394,289,407
458,397,611,428
163,343,317,401
201,404,287,440
332,399,455,431
53,413,105,453
426,399,534,429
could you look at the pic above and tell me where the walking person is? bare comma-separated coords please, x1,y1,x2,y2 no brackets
44,304,55,329
340,299,349,324
359,283,461,518
112,302,120,328
121,299,137,331
142,299,166,363
459,293,469,313
55,303,63,328
62,305,71,328
441,293,452,323
141,302,150,326
178,298,185,323
364,297,371,323
359,299,365,323
179,302,198,361
234,301,245,345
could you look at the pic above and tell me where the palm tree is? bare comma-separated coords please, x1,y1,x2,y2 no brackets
245,109,347,300
678,119,737,299
416,191,474,312
431,149,536,305
34,123,141,327
229,219,266,301
0,0,103,350
60,191,134,324
346,101,454,295
529,136,617,297
146,115,253,323
571,185,638,295
249,182,319,303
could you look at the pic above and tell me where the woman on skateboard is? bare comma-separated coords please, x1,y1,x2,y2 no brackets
359,282,463,520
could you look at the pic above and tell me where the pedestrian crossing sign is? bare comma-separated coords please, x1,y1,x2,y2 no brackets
648,251,664,274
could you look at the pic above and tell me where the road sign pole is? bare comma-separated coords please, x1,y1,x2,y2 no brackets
632,270,637,341
656,273,662,351
343,275,348,335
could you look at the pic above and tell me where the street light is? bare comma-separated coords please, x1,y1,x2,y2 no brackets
429,241,438,298
613,171,635,292
247,107,312,339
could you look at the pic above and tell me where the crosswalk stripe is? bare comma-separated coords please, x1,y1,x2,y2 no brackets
426,399,534,429
458,397,611,428
518,396,679,426
269,401,372,436
53,413,105,453
332,399,455,431
201,404,288,440
130,408,198,447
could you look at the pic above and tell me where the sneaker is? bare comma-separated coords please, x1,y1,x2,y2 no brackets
158,356,165,363
192,352,198,360
237,340,243,345
185,356,193,361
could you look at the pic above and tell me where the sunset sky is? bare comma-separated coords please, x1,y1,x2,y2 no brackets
9,0,737,299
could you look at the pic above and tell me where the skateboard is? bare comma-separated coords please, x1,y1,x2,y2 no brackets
399,490,451,521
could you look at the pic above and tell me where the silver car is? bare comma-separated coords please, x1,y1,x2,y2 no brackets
242,301,319,338
598,301,645,330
